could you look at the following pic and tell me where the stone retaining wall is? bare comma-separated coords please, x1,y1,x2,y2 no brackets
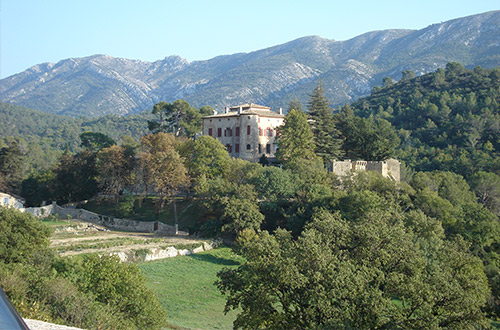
113,242,213,262
21,203,188,235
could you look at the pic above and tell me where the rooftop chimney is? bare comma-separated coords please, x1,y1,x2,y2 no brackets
212,109,217,115
238,106,242,114
224,106,229,114
279,107,283,115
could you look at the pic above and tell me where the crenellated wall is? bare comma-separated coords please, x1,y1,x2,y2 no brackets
332,158,401,182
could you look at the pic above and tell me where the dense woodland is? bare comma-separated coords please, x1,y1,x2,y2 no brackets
1,64,500,329
0,102,153,172
351,63,500,178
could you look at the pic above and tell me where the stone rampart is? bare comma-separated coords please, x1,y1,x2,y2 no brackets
332,158,401,182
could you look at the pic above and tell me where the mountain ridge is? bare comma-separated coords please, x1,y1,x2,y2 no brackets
1,10,499,117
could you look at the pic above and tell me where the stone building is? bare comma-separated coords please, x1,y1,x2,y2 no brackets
202,103,285,162
0,192,25,209
332,158,401,182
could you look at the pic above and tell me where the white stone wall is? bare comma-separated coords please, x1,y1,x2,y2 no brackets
332,158,401,182
112,242,213,262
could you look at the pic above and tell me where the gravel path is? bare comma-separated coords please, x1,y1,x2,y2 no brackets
24,319,85,330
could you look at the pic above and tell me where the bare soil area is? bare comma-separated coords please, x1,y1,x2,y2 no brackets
48,220,208,257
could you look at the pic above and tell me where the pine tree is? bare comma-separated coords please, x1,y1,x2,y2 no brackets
307,81,343,164
288,97,303,113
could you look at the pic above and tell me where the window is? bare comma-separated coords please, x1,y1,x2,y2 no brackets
208,128,213,136
217,128,222,137
266,144,271,154
258,144,262,153
246,144,251,150
235,127,240,136
259,128,263,136
235,144,239,153
247,125,251,135
226,144,232,153
227,128,232,136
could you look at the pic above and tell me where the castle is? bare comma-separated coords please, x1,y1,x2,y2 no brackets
332,159,401,182
202,103,400,181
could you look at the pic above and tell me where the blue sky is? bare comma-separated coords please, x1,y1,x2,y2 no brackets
1,0,499,78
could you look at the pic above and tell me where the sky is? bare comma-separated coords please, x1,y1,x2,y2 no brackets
1,0,499,79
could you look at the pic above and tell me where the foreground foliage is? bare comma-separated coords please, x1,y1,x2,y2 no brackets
0,207,166,330
217,210,490,329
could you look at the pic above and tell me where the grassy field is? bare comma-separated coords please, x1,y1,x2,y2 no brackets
139,247,243,330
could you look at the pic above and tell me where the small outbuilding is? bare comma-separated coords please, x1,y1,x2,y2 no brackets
0,192,25,209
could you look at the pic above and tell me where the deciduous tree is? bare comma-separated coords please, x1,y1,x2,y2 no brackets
96,145,135,204
217,209,490,329
140,133,189,214
276,109,316,163
189,136,230,179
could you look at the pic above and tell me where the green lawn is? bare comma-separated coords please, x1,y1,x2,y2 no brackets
139,247,243,330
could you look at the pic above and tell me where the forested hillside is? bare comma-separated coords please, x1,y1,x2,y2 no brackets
0,102,152,171
350,63,500,178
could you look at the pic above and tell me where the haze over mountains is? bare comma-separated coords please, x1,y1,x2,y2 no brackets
1,10,499,117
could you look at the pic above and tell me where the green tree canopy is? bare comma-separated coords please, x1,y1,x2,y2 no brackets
0,139,26,193
139,133,189,213
148,100,212,137
336,106,400,160
189,135,231,179
217,209,490,329
72,254,166,330
0,207,51,264
53,149,98,203
80,132,116,152
276,109,316,163
96,145,136,204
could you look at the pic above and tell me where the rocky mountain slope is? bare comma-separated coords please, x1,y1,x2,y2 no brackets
1,11,499,117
